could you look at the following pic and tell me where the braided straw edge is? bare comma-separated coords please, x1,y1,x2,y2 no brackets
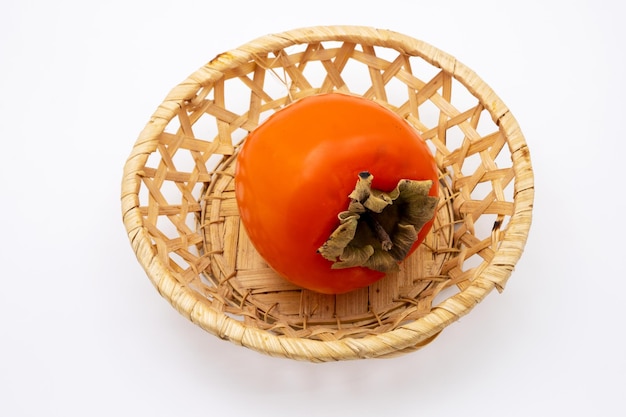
121,25,534,361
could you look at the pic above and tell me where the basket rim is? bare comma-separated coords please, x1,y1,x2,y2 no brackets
121,25,534,361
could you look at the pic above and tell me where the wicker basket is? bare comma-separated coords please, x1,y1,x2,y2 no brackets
121,26,534,361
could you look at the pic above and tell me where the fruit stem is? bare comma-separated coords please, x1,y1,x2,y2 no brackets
317,172,439,272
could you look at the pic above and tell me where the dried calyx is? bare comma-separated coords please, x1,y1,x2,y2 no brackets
317,171,439,272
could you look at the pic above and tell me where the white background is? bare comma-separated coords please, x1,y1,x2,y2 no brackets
2,1,624,416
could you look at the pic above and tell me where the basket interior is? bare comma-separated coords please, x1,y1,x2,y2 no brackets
125,29,530,359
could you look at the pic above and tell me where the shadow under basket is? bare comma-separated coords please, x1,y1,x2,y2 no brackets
121,26,534,362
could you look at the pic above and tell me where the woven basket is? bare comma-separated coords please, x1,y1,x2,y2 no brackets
121,26,534,361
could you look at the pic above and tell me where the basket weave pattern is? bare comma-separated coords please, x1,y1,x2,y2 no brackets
121,26,533,361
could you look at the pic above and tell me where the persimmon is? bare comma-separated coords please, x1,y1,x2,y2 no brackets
235,93,439,294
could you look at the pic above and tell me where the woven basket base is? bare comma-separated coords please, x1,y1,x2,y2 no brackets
200,154,455,346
